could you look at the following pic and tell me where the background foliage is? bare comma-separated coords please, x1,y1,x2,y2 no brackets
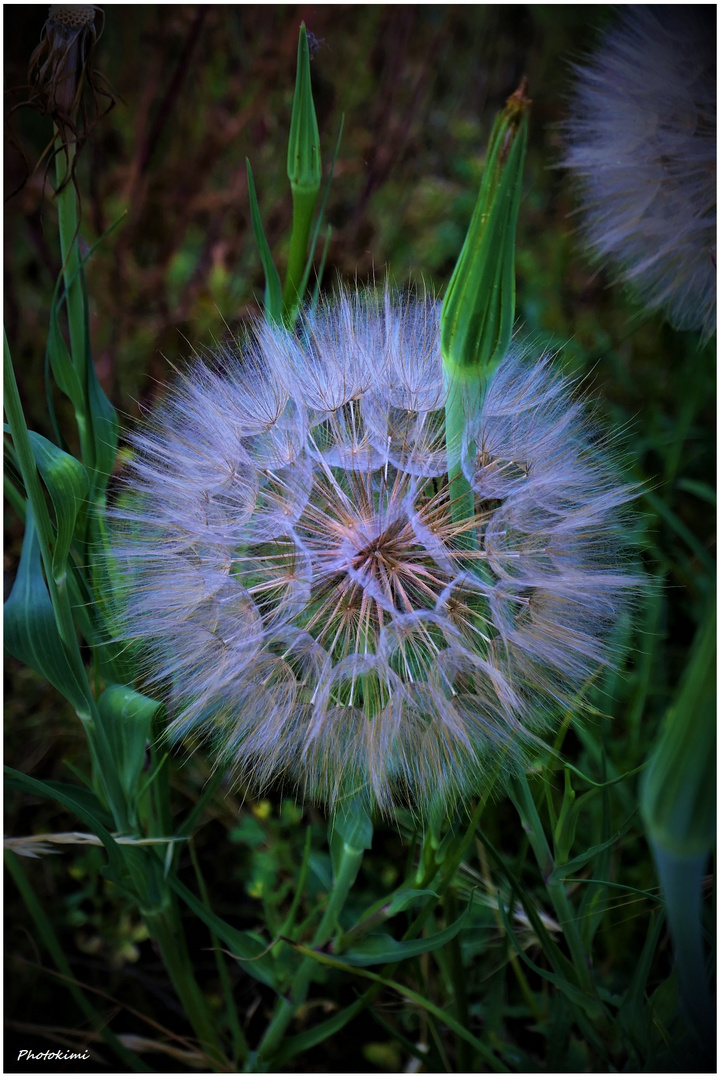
4,4,715,1072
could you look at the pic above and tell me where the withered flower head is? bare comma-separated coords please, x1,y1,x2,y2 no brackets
27,5,113,153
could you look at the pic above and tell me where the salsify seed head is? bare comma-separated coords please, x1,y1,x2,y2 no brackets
109,289,639,817
562,5,716,339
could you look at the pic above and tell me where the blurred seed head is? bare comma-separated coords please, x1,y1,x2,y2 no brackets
562,5,717,339
109,290,640,817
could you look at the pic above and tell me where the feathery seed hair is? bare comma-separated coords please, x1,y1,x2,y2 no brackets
109,290,639,816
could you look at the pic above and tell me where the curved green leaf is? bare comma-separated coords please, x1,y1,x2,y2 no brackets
4,506,90,714
36,779,115,829
27,430,88,581
167,872,277,992
497,898,601,1019
98,685,163,819
336,900,469,967
385,888,439,917
332,797,373,858
4,766,128,888
246,159,283,324
548,812,637,884
289,940,509,1071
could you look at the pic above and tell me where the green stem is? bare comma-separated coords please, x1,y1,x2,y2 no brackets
272,794,495,1070
513,772,595,997
477,837,542,1021
54,132,93,468
189,842,249,1066
283,187,316,319
255,835,366,1066
651,843,714,1058
444,887,471,1070
277,826,313,940
443,366,497,610
143,905,226,1069
444,365,480,531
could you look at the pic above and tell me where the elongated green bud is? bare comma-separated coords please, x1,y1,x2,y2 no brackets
441,79,529,388
441,79,530,526
284,23,322,313
287,24,322,197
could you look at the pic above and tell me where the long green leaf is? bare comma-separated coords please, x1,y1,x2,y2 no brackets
385,888,439,917
47,212,125,479
35,779,116,829
4,507,90,714
166,871,277,991
478,828,579,986
273,996,374,1066
81,267,119,486
497,899,602,1018
621,907,665,1018
337,901,469,967
644,490,715,577
47,282,84,408
548,812,637,884
5,334,58,590
4,767,130,891
288,940,509,1071
246,159,283,323
641,599,716,856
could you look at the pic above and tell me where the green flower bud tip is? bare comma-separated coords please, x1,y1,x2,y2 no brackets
287,23,321,197
441,78,530,387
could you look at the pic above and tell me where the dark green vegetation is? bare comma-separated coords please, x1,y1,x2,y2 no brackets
5,6,715,1072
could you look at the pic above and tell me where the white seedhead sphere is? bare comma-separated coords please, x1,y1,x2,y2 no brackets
109,291,639,817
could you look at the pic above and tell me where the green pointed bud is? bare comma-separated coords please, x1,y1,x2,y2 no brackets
441,79,530,528
284,23,322,314
441,78,530,389
287,23,322,197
